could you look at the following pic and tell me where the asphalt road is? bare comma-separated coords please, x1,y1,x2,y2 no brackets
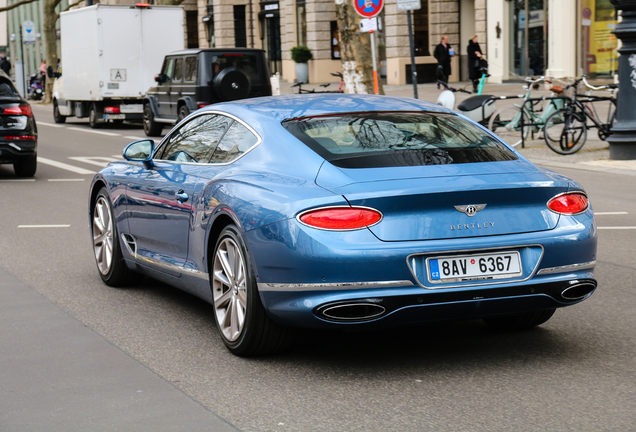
1,104,635,431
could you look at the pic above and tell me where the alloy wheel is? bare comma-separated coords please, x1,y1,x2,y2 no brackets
213,237,248,342
93,196,114,275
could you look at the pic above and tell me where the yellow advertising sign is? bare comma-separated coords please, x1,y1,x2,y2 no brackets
582,0,618,76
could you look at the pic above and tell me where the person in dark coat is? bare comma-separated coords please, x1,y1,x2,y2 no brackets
467,35,484,93
434,36,453,88
0,54,11,75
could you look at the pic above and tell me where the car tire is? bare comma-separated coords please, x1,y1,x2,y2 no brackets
482,308,556,330
13,155,37,177
143,103,163,137
178,105,189,122
211,225,293,356
53,100,66,124
92,187,143,287
88,104,101,129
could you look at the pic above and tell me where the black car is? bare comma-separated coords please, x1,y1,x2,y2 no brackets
143,48,272,137
0,72,37,177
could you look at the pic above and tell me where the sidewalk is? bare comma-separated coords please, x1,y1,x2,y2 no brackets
279,79,636,175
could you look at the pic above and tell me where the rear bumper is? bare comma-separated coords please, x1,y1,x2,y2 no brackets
0,141,37,163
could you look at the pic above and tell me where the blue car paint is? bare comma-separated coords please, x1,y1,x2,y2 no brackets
89,94,597,330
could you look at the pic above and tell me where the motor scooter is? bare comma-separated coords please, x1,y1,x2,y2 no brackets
436,80,495,126
28,74,43,101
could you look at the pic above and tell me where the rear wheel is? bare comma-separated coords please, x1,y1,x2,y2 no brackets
543,109,587,154
483,308,556,330
92,187,142,287
143,103,163,137
13,155,37,177
53,100,66,124
488,106,530,147
177,105,189,122
211,225,293,356
88,104,101,129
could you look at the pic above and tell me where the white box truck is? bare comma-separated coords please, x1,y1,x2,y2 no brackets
52,4,185,128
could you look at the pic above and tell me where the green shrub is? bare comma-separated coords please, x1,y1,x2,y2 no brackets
291,46,313,63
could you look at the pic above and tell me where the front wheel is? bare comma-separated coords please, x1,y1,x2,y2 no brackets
211,225,293,356
143,103,163,137
53,100,66,124
543,109,587,155
488,106,530,147
177,105,189,122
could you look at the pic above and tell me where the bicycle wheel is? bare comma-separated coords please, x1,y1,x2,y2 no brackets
543,109,587,155
488,106,530,147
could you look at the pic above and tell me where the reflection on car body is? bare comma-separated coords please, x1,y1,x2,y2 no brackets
89,94,598,356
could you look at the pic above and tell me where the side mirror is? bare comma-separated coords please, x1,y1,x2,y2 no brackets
154,74,166,83
123,139,155,169
154,74,161,83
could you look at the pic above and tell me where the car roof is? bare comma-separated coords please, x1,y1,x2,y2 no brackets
166,48,267,56
208,94,452,122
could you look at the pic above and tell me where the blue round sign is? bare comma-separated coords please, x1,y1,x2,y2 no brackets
354,0,383,19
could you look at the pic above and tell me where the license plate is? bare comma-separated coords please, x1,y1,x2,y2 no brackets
427,251,522,283
104,114,125,120
120,104,142,113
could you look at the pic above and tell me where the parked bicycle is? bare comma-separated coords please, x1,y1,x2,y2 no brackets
290,72,344,94
488,76,568,147
542,76,617,154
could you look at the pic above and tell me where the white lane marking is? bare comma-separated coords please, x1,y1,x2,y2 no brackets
66,127,121,137
37,157,96,174
48,179,85,182
37,121,65,128
0,179,36,182
111,155,123,159
18,225,71,228
595,212,629,215
597,227,636,230
68,156,119,168
124,136,146,140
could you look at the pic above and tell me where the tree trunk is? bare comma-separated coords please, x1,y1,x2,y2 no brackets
334,0,384,95
42,0,62,104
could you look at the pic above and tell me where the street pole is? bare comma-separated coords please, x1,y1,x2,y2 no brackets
370,30,378,95
608,0,636,159
406,10,418,99
19,25,26,98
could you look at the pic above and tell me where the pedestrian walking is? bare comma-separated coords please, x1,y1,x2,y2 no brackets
0,54,11,76
434,35,454,88
39,59,47,87
467,35,484,93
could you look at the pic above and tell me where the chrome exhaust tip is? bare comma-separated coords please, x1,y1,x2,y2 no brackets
318,303,386,322
561,281,597,301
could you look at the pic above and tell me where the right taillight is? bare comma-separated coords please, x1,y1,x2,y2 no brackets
298,206,383,231
547,192,589,215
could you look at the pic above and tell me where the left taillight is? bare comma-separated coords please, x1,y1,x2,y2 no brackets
297,206,383,231
104,106,121,114
547,192,589,215
3,105,33,117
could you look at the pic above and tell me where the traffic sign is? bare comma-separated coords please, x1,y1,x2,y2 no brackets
397,0,421,11
354,0,383,19
22,20,36,44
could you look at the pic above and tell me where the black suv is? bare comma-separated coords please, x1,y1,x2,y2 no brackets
0,72,38,177
143,48,272,137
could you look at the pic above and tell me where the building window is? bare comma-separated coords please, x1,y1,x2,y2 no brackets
186,11,199,49
297,1,307,46
330,21,340,59
413,1,429,56
581,0,618,78
234,5,247,48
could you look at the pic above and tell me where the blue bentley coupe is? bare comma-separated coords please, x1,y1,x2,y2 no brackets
89,94,597,356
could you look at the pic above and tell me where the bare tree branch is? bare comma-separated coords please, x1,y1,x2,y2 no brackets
0,0,39,13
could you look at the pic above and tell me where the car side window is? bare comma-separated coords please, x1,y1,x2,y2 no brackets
162,58,175,82
157,114,233,163
209,120,259,164
173,58,183,83
184,56,198,83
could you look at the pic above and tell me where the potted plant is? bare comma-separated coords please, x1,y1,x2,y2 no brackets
291,46,313,84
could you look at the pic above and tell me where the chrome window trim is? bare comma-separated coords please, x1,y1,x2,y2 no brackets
536,261,596,275
258,280,414,292
295,205,384,231
406,244,545,290
154,110,262,167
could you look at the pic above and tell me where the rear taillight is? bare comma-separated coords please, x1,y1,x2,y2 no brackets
197,102,211,109
298,207,383,230
4,135,36,140
104,106,121,114
547,192,589,215
3,105,32,117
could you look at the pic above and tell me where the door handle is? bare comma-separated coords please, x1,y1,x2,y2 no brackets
175,190,189,203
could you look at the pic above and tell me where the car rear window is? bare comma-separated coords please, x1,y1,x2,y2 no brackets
281,112,517,168
210,54,264,86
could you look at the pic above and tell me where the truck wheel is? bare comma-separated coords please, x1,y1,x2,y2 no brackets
89,104,101,129
143,103,163,137
14,155,37,178
53,101,66,124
